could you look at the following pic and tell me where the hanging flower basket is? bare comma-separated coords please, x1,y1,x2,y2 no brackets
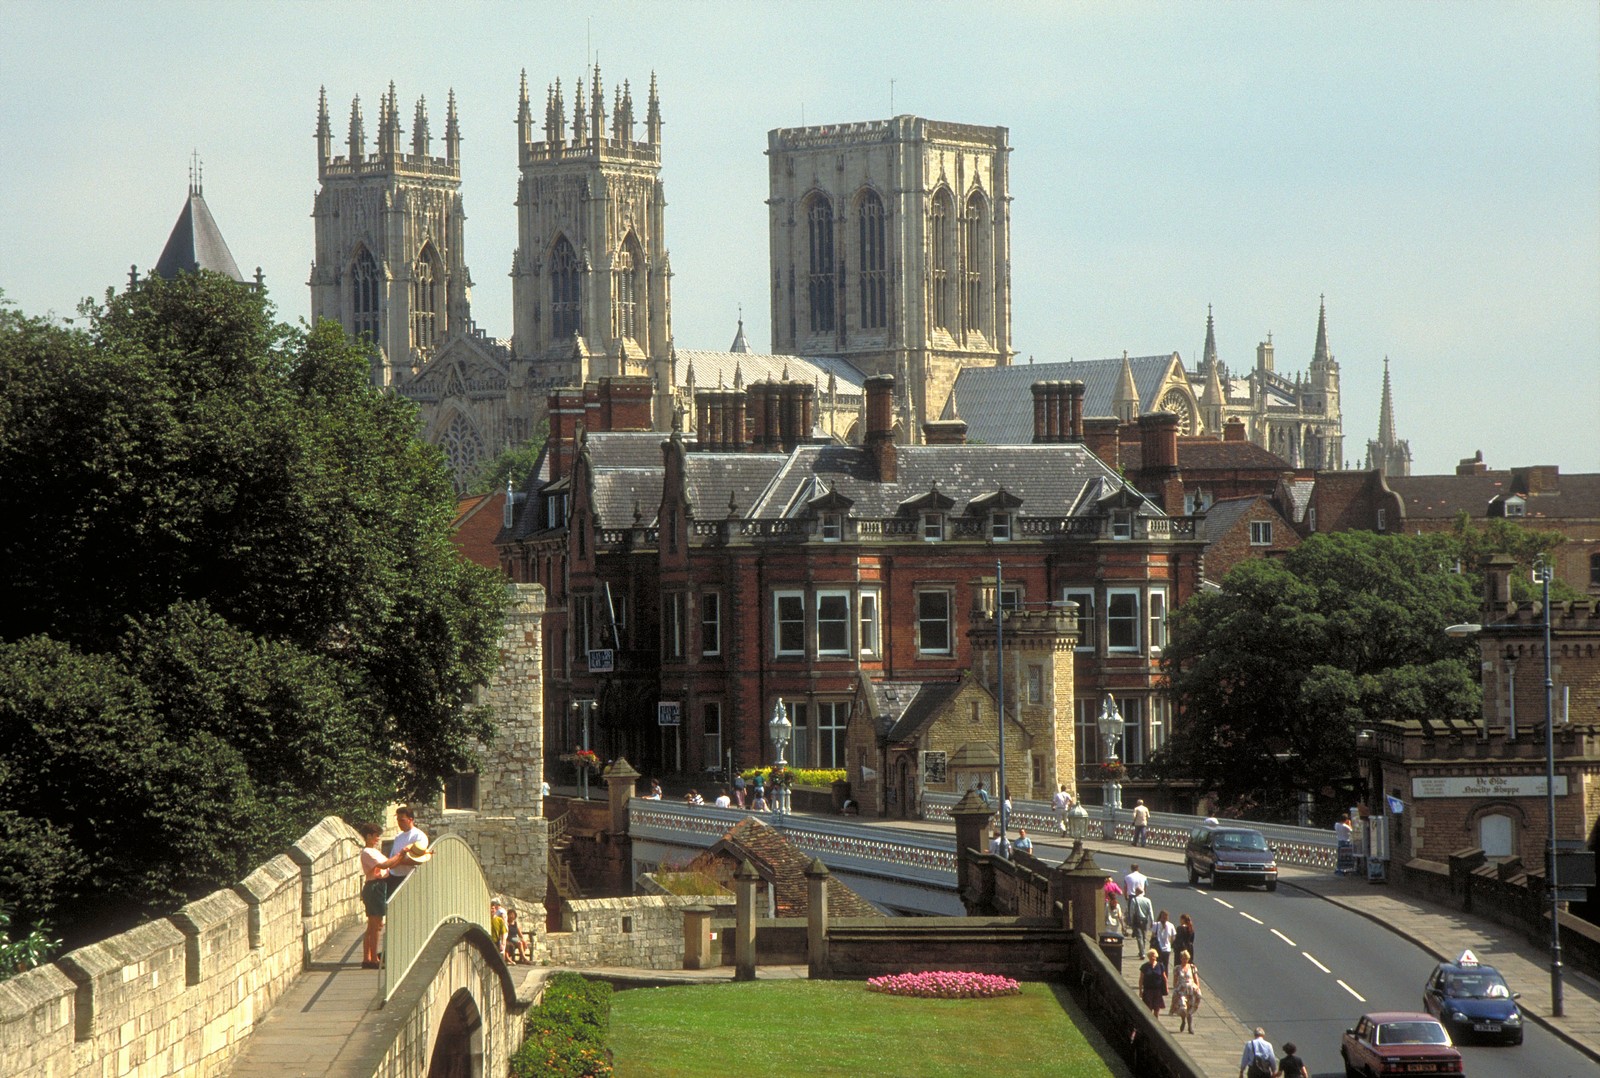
767,766,795,788
562,749,601,771
1098,760,1126,780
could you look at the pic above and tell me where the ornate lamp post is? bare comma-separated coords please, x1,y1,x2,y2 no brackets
1067,801,1090,841
1534,554,1565,1017
1096,694,1126,840
769,697,792,823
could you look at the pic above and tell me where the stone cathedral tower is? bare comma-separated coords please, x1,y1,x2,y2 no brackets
309,84,473,389
511,66,673,428
767,116,1012,441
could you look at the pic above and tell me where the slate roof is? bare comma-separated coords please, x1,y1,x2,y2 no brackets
1387,473,1600,521
686,817,881,918
1281,479,1315,523
675,348,868,398
1120,437,1293,474
749,443,1156,521
1195,496,1258,542
884,680,967,743
945,355,1180,444
682,453,789,521
864,680,941,737
153,189,245,282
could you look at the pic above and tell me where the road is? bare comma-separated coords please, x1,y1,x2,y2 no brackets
1080,845,1595,1078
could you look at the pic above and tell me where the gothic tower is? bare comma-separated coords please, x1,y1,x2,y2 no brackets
1365,356,1412,476
309,84,472,388
767,116,1012,442
510,67,672,427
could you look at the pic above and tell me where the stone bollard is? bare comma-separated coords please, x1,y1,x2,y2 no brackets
682,905,716,970
951,788,996,914
604,757,641,836
805,858,830,978
734,858,760,981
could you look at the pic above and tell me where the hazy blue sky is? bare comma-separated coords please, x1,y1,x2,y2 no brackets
5,1,1596,475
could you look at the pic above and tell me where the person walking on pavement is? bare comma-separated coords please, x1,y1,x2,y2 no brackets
1052,784,1073,834
1275,1042,1307,1078
1123,862,1148,899
1168,949,1202,1032
732,772,747,808
1131,798,1150,846
1175,912,1196,960
1127,885,1155,954
1138,948,1168,1018
1151,908,1177,976
1239,1027,1277,1078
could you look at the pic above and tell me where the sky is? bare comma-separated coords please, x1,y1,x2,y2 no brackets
4,1,1596,476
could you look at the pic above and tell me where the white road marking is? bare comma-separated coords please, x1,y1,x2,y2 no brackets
1272,929,1297,946
1337,979,1366,1002
1240,912,1264,925
1193,888,1209,896
1303,952,1330,973
1213,898,1235,909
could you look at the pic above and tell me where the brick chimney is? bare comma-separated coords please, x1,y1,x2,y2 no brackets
592,376,653,432
1138,411,1184,515
923,418,969,445
1031,382,1056,443
1512,465,1559,495
1066,380,1085,442
1223,416,1246,442
1081,416,1121,471
864,374,897,482
1456,451,1487,476
777,382,815,453
547,387,586,482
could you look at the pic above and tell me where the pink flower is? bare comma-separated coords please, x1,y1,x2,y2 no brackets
865,971,1021,998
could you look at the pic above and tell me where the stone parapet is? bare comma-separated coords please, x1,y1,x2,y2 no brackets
540,894,735,971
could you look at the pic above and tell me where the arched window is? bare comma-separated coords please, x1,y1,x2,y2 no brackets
1478,814,1513,858
807,195,835,333
929,190,955,331
411,242,443,351
350,247,382,347
550,236,581,340
612,232,644,341
441,412,486,492
858,190,886,330
963,191,987,334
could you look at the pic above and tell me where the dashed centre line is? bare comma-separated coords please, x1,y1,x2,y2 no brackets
1303,953,1330,973
1337,979,1367,1002
1239,911,1264,925
1213,897,1235,909
1271,929,1297,946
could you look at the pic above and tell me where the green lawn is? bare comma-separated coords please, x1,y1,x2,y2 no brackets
608,980,1131,1077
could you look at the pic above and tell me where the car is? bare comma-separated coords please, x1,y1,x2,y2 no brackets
1423,949,1523,1045
1184,826,1279,890
1340,1011,1464,1077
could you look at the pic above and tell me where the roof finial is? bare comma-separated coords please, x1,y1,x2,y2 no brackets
188,149,201,196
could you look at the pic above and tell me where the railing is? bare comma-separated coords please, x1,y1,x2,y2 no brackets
678,513,1202,546
547,812,583,899
380,834,491,1002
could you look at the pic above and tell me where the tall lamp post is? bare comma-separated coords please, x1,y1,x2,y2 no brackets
769,697,792,824
996,560,1009,838
1097,694,1125,841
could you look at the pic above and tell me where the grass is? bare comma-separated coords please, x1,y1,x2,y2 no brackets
608,979,1130,1077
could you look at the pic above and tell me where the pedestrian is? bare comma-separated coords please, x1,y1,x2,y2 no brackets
988,829,1011,859
974,779,991,808
714,786,732,808
1052,784,1073,834
1127,886,1155,954
539,777,551,798
1335,814,1354,874
1175,912,1196,960
1151,908,1176,976
505,908,529,963
489,899,508,957
1239,1027,1277,1078
1168,949,1202,1032
752,770,766,803
1014,828,1033,854
356,823,391,968
752,789,769,812
1003,785,1013,817
1138,947,1168,1018
685,788,704,805
644,778,663,800
732,772,747,808
385,806,430,896
1131,798,1150,846
1275,1042,1307,1078
1124,862,1148,898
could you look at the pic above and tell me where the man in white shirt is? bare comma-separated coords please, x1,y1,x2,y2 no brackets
713,787,732,808
1239,1028,1277,1078
386,806,429,896
988,830,1011,859
1051,785,1073,834
1124,863,1148,900
1131,799,1151,846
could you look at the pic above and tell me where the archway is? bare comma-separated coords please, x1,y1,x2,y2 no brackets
896,755,916,819
427,987,484,1078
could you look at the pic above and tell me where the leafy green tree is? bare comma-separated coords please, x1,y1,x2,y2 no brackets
467,425,548,495
0,274,505,945
1156,531,1482,822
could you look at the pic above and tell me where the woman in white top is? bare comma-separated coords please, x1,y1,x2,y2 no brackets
1151,909,1178,975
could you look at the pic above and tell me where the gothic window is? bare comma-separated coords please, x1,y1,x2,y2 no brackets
963,191,988,334
411,242,443,352
550,235,581,339
1158,388,1195,434
613,232,645,341
929,190,955,331
350,247,382,347
857,190,886,330
807,196,836,332
440,413,486,491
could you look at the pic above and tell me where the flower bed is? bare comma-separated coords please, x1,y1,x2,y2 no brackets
866,971,1022,999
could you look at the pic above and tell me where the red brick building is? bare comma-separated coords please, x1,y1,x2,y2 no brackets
499,375,1203,806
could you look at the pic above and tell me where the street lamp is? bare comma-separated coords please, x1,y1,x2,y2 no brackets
1067,801,1090,841
1534,554,1565,1017
1096,694,1125,840
769,697,792,822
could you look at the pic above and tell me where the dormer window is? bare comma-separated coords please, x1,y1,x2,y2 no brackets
1112,510,1134,540
990,512,1013,542
821,513,844,541
1504,496,1526,518
922,513,945,542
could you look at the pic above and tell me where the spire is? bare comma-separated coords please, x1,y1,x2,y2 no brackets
733,360,745,389
730,316,750,352
1377,356,1396,446
1115,350,1139,423
590,63,606,146
1311,293,1333,370
612,84,623,142
153,169,245,283
445,89,461,166
412,95,430,157
316,86,332,171
347,95,365,160
646,71,662,146
517,69,532,144
554,77,566,145
188,149,202,196
572,75,587,146
1201,303,1218,372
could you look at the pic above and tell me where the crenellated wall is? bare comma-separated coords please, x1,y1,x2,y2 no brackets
0,817,360,1078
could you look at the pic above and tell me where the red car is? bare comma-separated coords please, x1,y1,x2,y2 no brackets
1340,1011,1465,1077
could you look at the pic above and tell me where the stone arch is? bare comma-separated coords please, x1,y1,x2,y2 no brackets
426,987,484,1078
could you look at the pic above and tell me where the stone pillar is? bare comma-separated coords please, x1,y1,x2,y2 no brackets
1062,849,1120,967
951,788,995,914
604,757,640,835
682,905,716,970
734,859,760,981
805,858,830,978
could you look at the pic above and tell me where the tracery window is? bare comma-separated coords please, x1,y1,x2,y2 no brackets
857,190,886,330
411,242,443,351
350,247,382,347
807,196,836,332
612,233,644,341
929,190,955,331
963,191,987,334
550,236,581,339
440,413,486,491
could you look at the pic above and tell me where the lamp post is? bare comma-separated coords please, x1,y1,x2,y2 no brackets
1096,694,1125,840
769,697,792,823
1534,554,1565,1017
996,560,1009,838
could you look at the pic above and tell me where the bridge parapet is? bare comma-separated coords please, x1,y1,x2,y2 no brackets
382,834,491,1002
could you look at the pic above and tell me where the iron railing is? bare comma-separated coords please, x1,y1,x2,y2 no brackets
380,834,491,1002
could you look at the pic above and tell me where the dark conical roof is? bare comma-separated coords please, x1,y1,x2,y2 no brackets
152,182,244,283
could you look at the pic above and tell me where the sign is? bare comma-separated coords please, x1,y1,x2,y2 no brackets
1412,775,1568,799
656,701,681,727
920,750,948,785
587,648,614,673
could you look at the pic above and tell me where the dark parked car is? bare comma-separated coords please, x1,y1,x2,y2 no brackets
1184,826,1278,890
1423,949,1523,1045
1340,1011,1464,1077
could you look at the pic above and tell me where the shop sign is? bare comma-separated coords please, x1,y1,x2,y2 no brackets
1412,774,1568,798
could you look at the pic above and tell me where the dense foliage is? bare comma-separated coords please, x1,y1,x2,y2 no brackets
1155,531,1487,821
0,277,506,946
512,972,613,1077
467,424,547,495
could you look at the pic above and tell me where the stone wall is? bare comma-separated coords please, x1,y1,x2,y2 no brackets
540,894,735,970
0,816,359,1078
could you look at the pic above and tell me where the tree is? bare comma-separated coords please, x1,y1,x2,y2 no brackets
466,425,548,495
1155,531,1482,822
0,274,506,944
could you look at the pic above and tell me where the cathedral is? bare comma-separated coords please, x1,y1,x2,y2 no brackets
304,68,1365,485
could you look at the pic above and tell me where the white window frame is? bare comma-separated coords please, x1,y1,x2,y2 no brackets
774,590,806,657
816,701,850,769
1249,520,1272,546
701,591,722,657
1106,588,1141,652
1148,695,1167,755
702,702,722,771
1112,510,1134,540
1075,697,1099,766
999,585,1022,613
820,512,844,541
917,589,953,655
1119,696,1146,764
664,592,685,660
1063,589,1095,651
816,590,852,656
922,512,945,542
990,511,1012,542
1148,589,1167,653
859,590,881,657
1376,508,1388,531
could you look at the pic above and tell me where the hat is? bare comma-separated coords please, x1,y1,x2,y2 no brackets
402,840,433,864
